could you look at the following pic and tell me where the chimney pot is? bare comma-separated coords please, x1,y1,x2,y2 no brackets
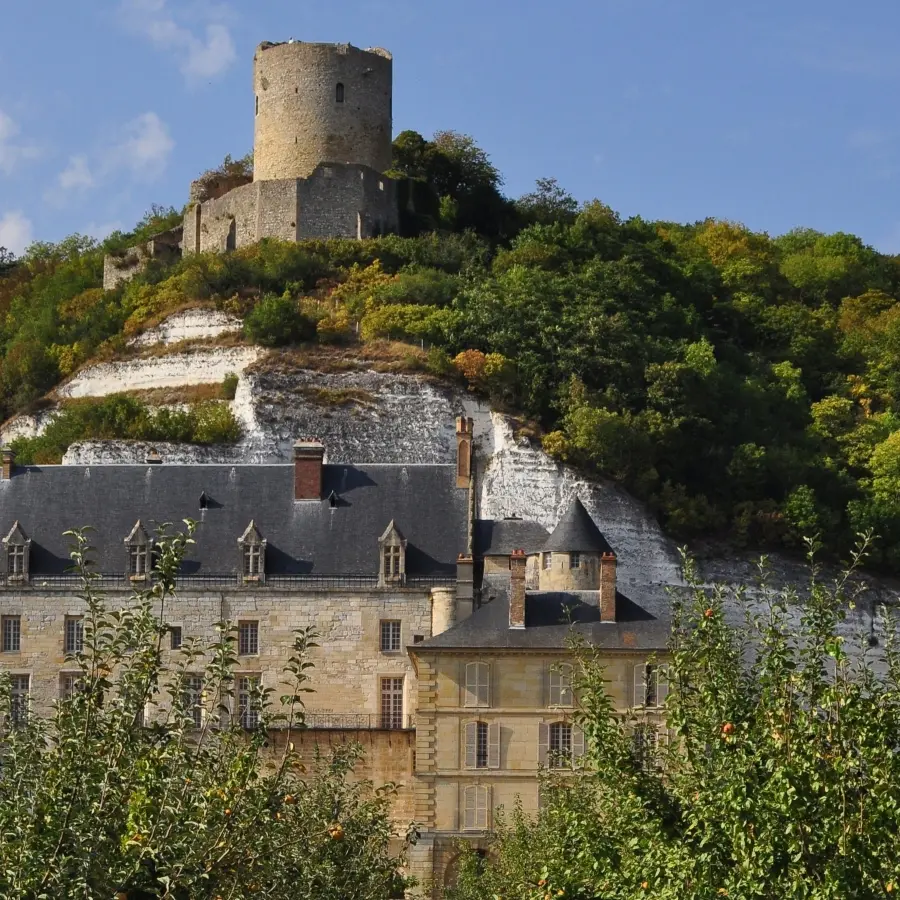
294,439,325,501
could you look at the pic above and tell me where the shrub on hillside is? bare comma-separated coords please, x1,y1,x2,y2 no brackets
243,294,315,346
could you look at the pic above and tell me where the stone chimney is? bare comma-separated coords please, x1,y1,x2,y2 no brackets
1,448,14,481
456,554,474,620
600,552,617,622
509,548,527,629
294,439,325,501
456,416,473,489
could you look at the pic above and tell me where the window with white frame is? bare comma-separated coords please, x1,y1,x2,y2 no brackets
124,520,152,579
238,621,259,656
542,552,552,570
9,674,28,726
634,662,668,708
60,673,84,700
380,619,401,652
182,674,203,729
631,722,663,771
238,675,260,729
2,615,20,652
539,720,585,769
64,616,84,654
548,662,574,707
570,552,581,569
464,661,490,708
380,676,404,729
378,521,406,585
465,721,500,769
462,784,491,830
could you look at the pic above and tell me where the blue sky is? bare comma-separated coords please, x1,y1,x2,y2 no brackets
2,0,900,255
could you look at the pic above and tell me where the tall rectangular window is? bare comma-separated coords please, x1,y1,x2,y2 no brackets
464,662,491,708
60,673,84,700
9,674,29,726
169,626,183,651
238,621,259,656
548,663,574,707
238,675,260,729
383,546,402,577
463,784,490,830
542,552,552,570
380,676,404,729
570,552,581,569
243,545,263,578
182,675,203,729
8,544,25,577
549,722,572,768
64,617,84,654
128,544,149,577
1,615,21,652
380,620,401,652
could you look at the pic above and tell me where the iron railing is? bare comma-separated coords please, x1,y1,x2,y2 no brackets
1,573,456,591
303,712,416,730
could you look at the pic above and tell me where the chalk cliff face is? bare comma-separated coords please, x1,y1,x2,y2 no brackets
2,308,896,648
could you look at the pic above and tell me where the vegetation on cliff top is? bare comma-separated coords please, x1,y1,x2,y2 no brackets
3,132,900,569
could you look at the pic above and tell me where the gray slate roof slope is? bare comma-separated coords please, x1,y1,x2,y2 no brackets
0,463,467,576
544,497,614,553
474,518,550,556
416,582,669,651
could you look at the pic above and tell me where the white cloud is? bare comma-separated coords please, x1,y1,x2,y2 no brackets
53,112,174,198
0,110,40,175
0,211,34,255
118,0,236,84
58,155,95,190
84,220,126,241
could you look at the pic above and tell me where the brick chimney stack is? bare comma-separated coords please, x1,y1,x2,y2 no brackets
600,552,617,622
456,416,474,489
1,448,14,481
293,439,325,501
509,548,527,629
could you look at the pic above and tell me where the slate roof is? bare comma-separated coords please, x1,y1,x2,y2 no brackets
0,463,468,576
414,582,669,651
474,518,550,556
543,497,614,553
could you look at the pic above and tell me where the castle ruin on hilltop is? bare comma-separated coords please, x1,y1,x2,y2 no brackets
103,40,400,291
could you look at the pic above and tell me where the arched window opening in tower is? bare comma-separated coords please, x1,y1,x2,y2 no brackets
336,82,345,103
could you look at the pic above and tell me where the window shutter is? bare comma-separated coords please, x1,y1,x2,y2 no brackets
538,721,550,767
548,667,560,706
633,663,646,708
477,785,490,829
559,664,573,707
465,722,477,769
572,724,585,762
477,663,490,708
464,785,476,829
464,662,477,707
488,722,501,769
657,664,669,705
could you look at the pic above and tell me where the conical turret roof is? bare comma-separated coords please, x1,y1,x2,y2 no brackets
543,496,613,553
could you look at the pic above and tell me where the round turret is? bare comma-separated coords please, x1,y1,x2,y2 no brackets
253,40,393,182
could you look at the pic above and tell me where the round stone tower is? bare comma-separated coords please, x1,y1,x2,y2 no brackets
253,40,393,182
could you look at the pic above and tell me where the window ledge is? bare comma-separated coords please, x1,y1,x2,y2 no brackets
129,574,147,583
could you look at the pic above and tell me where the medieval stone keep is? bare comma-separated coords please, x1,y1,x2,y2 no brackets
0,421,671,894
102,39,400,290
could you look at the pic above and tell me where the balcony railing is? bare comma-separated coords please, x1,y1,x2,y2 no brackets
0,573,455,591
303,712,416,730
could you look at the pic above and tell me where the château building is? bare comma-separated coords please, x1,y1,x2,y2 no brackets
0,419,670,894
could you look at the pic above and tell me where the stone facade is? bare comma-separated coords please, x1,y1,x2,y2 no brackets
253,41,393,182
182,164,398,256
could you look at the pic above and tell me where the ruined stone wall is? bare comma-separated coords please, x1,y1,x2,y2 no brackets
102,229,183,291
298,164,397,239
189,181,260,254
253,41,392,182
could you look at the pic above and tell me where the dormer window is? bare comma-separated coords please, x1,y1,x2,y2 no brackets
124,521,152,581
238,521,266,582
3,522,30,583
378,520,407,586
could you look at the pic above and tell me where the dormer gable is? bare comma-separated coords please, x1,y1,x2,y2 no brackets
378,520,407,586
124,520,153,580
3,521,30,582
238,520,266,582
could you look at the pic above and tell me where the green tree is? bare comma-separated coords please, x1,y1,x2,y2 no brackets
515,177,580,226
0,524,414,899
243,293,315,346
